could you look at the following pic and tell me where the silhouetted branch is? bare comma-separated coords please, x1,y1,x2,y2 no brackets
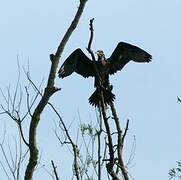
122,119,129,145
0,104,29,148
87,18,95,51
110,102,129,180
51,160,59,180
16,133,22,180
12,57,21,114
100,102,119,180
24,87,33,118
97,129,101,180
0,132,26,180
21,69,43,121
24,0,88,179
96,108,103,180
86,18,103,88
177,96,181,103
17,118,29,147
49,103,81,180
0,161,11,180
87,19,119,180
126,136,136,167
0,143,16,179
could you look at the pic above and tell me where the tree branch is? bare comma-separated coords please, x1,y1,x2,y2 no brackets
87,18,95,51
110,102,129,180
51,160,59,180
86,18,101,86
24,1,88,179
87,19,119,180
49,103,81,180
17,118,29,148
25,69,81,180
122,119,129,145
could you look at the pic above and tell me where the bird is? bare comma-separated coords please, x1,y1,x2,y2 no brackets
58,42,152,107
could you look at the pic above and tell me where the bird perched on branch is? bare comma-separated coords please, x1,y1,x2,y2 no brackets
58,42,152,106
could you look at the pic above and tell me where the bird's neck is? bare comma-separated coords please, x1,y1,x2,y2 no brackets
98,56,106,65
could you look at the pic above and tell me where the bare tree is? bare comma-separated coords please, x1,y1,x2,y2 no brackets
1,0,88,179
0,1,133,180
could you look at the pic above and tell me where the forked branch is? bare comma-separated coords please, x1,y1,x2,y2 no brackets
24,1,88,179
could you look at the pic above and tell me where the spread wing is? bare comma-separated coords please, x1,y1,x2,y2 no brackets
58,48,95,78
107,42,152,75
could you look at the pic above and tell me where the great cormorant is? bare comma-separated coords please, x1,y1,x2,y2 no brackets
58,42,152,106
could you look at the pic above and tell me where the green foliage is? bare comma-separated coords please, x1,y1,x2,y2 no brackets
169,161,181,179
80,123,97,137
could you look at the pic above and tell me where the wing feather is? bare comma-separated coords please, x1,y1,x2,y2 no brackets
58,48,95,78
108,42,152,74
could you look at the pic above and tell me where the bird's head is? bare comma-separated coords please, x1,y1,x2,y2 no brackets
95,50,105,61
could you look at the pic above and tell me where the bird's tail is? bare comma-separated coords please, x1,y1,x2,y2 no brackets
89,88,115,107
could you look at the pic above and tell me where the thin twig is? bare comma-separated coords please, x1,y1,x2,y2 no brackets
12,57,21,114
0,161,11,180
126,136,136,167
21,84,40,121
78,113,98,176
122,119,129,145
17,118,29,147
0,88,9,108
16,129,23,180
51,160,59,180
49,102,80,180
0,144,16,179
25,87,33,117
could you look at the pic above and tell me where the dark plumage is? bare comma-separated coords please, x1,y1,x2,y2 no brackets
58,42,152,106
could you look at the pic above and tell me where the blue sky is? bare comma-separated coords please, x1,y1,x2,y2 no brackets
0,0,181,179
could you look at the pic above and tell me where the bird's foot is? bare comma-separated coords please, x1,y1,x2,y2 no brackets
107,85,113,91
